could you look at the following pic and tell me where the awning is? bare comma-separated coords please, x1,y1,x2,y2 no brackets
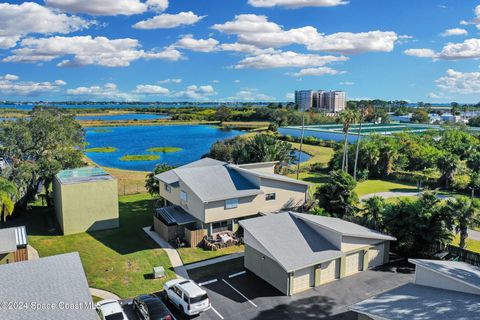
155,206,197,226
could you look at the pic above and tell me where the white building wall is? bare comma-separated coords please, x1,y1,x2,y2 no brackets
415,265,480,295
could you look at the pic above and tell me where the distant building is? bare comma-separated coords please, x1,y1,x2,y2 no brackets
294,90,346,113
53,167,119,235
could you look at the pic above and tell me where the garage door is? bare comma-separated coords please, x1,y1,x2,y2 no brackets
320,259,340,284
368,243,385,268
345,252,363,276
292,267,314,293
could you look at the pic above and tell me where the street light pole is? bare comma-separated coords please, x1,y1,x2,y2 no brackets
296,105,306,180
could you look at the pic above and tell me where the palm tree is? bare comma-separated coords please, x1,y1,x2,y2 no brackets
354,107,369,180
339,109,358,173
437,153,460,189
0,178,18,222
361,195,386,231
444,196,480,249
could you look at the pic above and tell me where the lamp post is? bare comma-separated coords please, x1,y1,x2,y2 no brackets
296,104,306,180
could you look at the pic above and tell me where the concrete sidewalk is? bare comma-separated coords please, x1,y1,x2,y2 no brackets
184,252,244,271
90,288,121,301
143,227,189,279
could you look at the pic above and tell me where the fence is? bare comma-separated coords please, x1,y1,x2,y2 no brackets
117,179,147,196
428,242,480,267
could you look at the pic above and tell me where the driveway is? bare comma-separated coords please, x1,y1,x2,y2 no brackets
123,258,414,320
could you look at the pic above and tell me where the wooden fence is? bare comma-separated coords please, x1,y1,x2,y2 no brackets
428,242,480,267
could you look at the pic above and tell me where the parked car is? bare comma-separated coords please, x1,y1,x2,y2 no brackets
164,279,210,316
132,294,173,320
96,299,129,320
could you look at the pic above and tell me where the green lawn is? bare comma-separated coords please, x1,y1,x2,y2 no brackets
147,147,182,153
177,245,244,265
355,179,418,197
289,142,334,167
452,234,480,253
120,154,160,161
85,147,118,153
28,194,175,298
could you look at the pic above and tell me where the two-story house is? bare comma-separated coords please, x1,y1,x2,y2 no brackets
153,158,309,246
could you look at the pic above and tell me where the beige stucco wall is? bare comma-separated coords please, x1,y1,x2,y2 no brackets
54,177,119,235
159,180,205,222
415,265,480,295
341,237,383,252
244,244,289,295
237,162,276,174
0,252,15,265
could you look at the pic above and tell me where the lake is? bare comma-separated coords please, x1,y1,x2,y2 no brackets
76,113,169,121
85,125,243,171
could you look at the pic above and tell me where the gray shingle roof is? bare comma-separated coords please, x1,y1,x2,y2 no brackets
0,228,17,254
240,212,344,272
349,283,480,320
174,165,263,202
155,158,226,184
409,259,480,290
0,252,98,320
293,213,396,241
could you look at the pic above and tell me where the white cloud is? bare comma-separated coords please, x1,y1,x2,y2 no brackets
441,28,468,37
212,80,220,83
174,35,219,52
133,11,205,29
340,81,354,85
146,0,169,12
428,92,452,99
248,0,348,8
404,48,436,58
158,78,182,84
285,92,294,101
45,0,148,16
0,2,90,49
435,69,480,94
3,36,181,67
133,84,170,95
234,80,241,83
235,51,348,69
212,14,398,54
225,89,275,102
289,67,343,77
219,42,276,54
173,85,216,100
0,74,66,96
66,83,137,101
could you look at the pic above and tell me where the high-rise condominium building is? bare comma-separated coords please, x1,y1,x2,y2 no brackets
294,90,346,113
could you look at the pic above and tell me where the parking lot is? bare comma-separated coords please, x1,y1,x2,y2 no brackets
121,258,414,320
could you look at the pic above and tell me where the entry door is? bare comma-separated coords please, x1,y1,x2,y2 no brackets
345,252,363,276
368,243,385,268
292,267,314,293
320,259,340,284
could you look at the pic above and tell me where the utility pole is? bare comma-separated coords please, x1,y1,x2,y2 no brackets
296,105,306,180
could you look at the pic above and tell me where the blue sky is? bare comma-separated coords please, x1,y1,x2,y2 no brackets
1,0,480,103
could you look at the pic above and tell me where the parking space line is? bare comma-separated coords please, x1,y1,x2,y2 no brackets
222,279,257,308
210,305,224,319
228,271,246,278
199,279,218,286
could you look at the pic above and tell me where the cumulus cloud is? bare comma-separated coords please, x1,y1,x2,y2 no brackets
428,92,452,100
133,11,205,29
225,89,275,102
441,28,468,37
285,92,294,101
340,81,354,85
158,78,182,84
235,51,348,69
405,39,480,60
0,74,66,96
289,67,344,77
66,83,137,101
0,2,90,49
212,14,398,54
133,84,170,95
146,0,169,12
435,69,480,94
248,0,348,8
3,36,181,67
173,35,219,52
45,0,148,16
173,85,216,100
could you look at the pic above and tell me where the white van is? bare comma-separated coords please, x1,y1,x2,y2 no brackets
164,279,210,316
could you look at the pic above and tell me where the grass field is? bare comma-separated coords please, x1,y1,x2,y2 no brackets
355,179,418,197
452,234,480,253
147,147,182,153
289,142,334,167
28,194,175,298
120,155,160,161
177,245,245,265
85,147,118,153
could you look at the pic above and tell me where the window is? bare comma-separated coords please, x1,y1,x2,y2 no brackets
164,184,171,192
266,193,276,201
225,198,238,209
180,190,188,202
212,220,232,233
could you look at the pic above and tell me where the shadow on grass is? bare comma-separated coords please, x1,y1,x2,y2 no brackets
389,187,419,193
1,205,60,236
